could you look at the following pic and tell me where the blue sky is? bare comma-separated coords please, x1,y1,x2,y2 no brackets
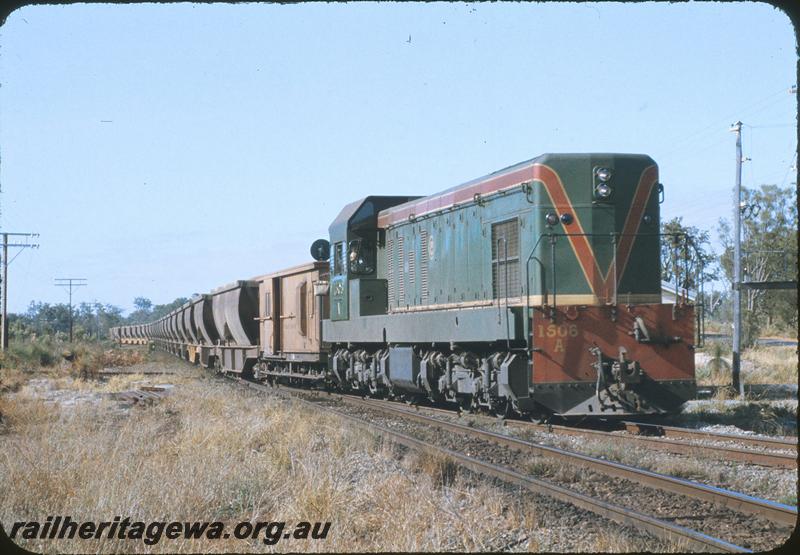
0,2,796,313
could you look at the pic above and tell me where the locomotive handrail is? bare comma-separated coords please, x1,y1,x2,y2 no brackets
525,233,547,318
524,233,553,356
495,236,512,350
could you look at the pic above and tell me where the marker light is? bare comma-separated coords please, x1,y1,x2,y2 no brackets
545,212,559,226
595,183,613,199
596,167,612,182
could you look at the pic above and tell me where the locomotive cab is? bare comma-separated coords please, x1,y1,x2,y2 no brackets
326,196,420,323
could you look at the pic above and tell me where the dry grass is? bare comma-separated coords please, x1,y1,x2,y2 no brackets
585,440,718,482
679,399,797,437
0,366,29,394
0,340,60,370
1,344,147,425
67,345,146,379
0,339,145,379
742,346,798,384
524,458,583,484
0,371,668,553
696,344,798,386
649,458,726,483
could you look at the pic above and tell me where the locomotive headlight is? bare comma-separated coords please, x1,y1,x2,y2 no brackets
594,182,613,200
595,167,612,182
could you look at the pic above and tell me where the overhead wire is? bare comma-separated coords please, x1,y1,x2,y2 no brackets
659,87,795,225
779,149,797,189
744,125,755,188
747,123,795,128
660,87,790,157
6,248,26,266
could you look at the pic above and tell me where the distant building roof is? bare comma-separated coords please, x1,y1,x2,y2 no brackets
661,281,696,303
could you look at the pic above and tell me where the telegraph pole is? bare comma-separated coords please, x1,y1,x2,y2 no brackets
1,232,40,350
54,278,87,343
730,121,744,398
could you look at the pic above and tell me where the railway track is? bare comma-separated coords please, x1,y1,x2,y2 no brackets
230,377,795,552
621,421,797,453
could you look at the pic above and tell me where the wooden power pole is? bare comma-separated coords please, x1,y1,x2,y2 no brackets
729,121,744,398
54,278,88,343
0,232,40,350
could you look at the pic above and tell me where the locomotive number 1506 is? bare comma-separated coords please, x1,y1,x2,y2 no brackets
536,323,579,353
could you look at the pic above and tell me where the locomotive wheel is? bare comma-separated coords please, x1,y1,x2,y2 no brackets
528,412,548,425
494,398,512,420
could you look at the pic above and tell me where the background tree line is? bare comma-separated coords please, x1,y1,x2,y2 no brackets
8,296,188,343
660,183,797,346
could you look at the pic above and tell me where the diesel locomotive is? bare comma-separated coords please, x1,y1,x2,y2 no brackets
111,153,697,418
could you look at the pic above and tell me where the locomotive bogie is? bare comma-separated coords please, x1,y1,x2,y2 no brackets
328,344,533,413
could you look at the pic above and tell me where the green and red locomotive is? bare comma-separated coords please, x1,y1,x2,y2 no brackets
113,153,696,419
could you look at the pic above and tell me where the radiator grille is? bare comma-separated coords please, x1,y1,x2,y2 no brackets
397,236,405,305
408,249,416,305
387,237,395,307
420,229,429,303
491,219,521,298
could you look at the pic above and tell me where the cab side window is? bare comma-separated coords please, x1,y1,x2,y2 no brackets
348,239,375,275
333,242,344,275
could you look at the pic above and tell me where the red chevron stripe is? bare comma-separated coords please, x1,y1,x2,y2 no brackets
612,165,658,285
533,164,658,301
532,165,606,297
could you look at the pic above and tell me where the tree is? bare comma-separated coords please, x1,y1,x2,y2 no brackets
9,300,126,342
150,297,189,321
718,184,798,344
133,297,153,312
128,297,155,325
95,303,125,337
660,217,718,293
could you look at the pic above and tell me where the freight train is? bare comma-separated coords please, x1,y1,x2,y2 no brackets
111,153,697,418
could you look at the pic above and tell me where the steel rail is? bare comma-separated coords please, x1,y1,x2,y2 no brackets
622,421,797,452
235,379,749,553
312,391,797,527
515,421,796,469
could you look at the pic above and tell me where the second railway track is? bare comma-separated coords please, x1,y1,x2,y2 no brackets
520,419,795,469
621,420,797,453
323,393,796,469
